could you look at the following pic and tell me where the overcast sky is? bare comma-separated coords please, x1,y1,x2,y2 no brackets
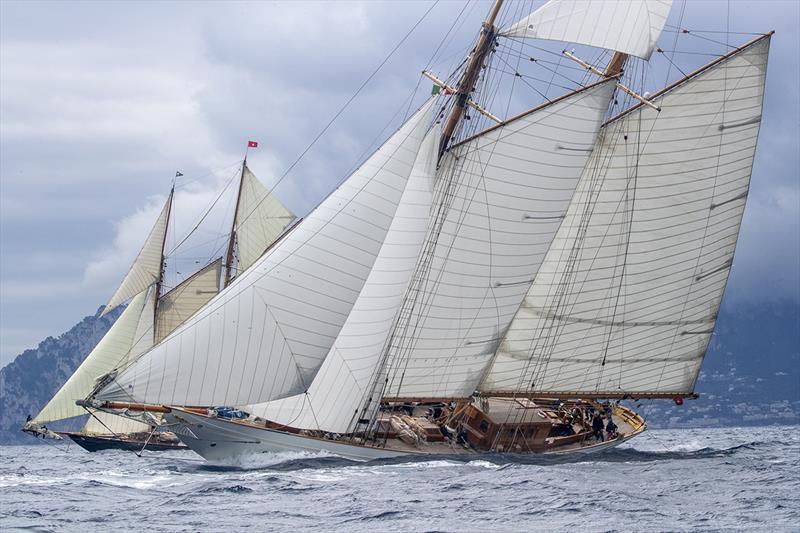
1,0,798,367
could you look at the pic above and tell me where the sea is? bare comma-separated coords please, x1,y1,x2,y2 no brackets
1,425,798,532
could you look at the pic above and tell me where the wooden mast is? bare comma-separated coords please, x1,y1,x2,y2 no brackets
439,0,504,156
223,159,247,288
154,187,174,324
604,51,628,77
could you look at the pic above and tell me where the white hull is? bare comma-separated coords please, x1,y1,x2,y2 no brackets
165,409,410,462
165,408,643,463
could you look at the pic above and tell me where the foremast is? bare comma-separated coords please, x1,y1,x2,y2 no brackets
154,187,174,321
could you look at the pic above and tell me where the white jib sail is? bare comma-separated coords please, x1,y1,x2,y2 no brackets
235,166,296,275
154,258,222,344
246,124,440,433
502,0,673,60
102,192,172,315
384,80,616,400
482,36,771,396
82,409,152,435
96,99,435,407
32,290,149,425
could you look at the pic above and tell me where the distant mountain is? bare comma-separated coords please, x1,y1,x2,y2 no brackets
0,301,797,443
632,299,799,428
0,307,121,444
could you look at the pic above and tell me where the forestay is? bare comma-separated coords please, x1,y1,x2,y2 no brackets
502,0,673,60
95,99,435,407
155,259,222,343
384,80,616,400
32,290,149,425
246,125,440,433
235,166,296,274
482,36,770,396
102,192,172,315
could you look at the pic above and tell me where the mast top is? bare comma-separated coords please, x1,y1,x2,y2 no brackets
438,0,504,156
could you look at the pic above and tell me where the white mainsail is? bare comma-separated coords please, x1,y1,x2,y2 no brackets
234,165,296,276
382,80,616,400
481,35,771,396
95,99,435,407
102,191,172,316
32,290,149,425
246,124,440,433
502,0,673,60
155,258,222,344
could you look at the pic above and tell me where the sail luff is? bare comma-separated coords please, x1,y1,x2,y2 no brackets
481,34,771,396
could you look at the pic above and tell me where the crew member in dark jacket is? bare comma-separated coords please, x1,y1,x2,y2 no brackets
592,414,605,441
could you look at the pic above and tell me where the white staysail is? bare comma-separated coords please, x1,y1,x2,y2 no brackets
502,0,672,60
32,290,149,425
247,124,440,433
382,80,616,400
102,192,172,315
155,259,222,344
95,99,435,407
482,36,771,396
235,166,296,275
82,410,152,435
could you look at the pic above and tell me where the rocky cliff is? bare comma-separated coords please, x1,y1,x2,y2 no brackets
0,307,121,443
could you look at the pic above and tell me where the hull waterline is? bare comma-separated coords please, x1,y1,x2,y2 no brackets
59,432,188,453
166,408,644,463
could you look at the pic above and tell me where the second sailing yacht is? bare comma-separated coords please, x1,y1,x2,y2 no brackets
23,159,295,451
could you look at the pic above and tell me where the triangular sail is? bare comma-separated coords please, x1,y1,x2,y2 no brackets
102,192,172,316
31,290,149,425
481,35,771,396
246,124,440,433
502,0,672,60
155,259,222,343
235,166,296,275
95,99,436,407
381,80,616,400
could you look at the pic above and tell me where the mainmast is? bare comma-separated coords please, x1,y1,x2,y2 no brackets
223,159,247,288
605,51,628,77
439,0,504,156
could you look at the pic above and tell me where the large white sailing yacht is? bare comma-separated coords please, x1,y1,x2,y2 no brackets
79,0,771,461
